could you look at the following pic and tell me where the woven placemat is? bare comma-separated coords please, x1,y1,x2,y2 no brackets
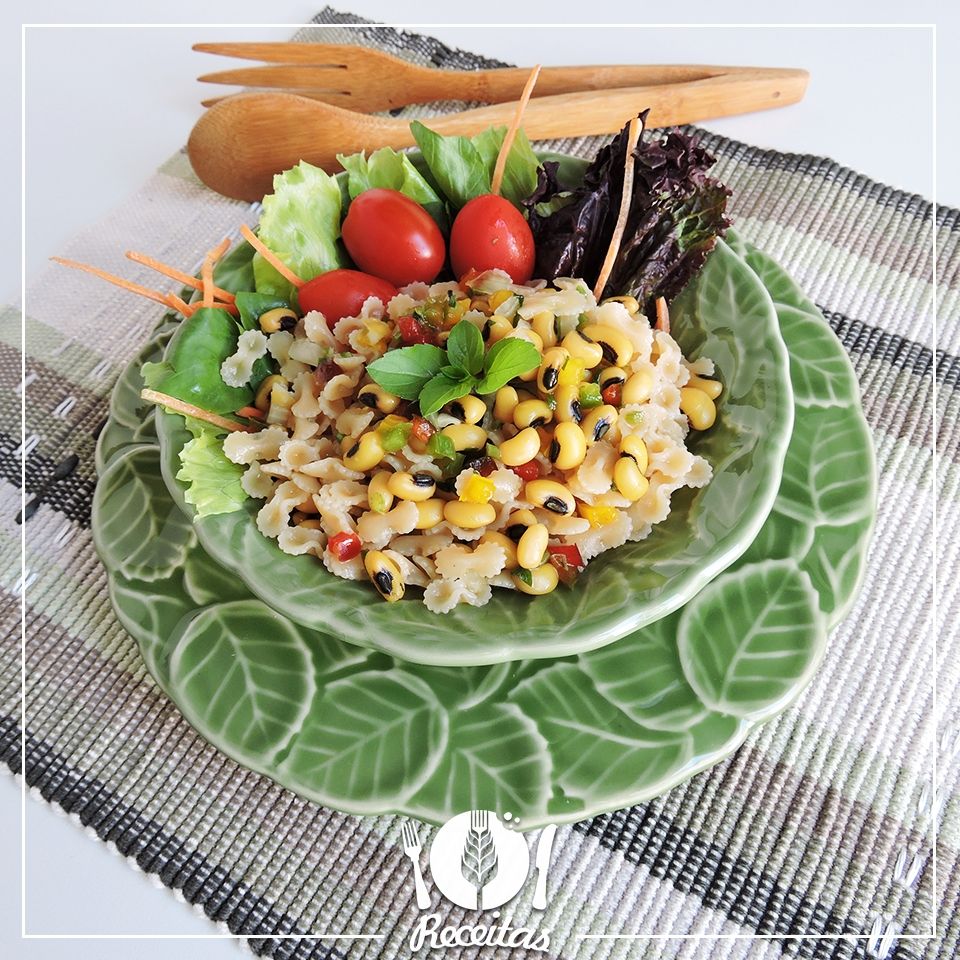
3,8,956,958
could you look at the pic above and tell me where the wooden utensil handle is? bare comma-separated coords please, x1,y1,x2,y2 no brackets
425,69,808,138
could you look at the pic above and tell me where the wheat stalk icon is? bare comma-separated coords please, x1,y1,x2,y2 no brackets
460,810,498,909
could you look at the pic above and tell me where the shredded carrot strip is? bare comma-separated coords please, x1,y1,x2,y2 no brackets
235,406,265,419
491,64,541,197
201,254,214,309
654,297,670,333
52,257,181,311
240,224,304,288
593,116,643,300
208,237,231,262
140,389,254,433
125,250,236,303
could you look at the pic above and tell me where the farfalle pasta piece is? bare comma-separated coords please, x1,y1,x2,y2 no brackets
357,500,418,549
256,480,303,538
222,426,287,464
220,329,268,388
434,541,507,581
278,525,325,556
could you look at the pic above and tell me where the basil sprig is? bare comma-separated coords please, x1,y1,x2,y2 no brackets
366,320,540,416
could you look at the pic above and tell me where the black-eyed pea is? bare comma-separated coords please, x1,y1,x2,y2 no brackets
622,369,654,405
494,386,519,423
414,498,445,530
479,531,518,568
679,387,717,430
504,509,539,542
580,404,619,444
601,295,641,315
258,307,298,334
561,329,604,368
537,347,569,393
531,311,559,348
443,500,497,530
613,456,649,501
387,471,437,502
512,563,559,596
357,383,401,414
514,399,553,429
441,422,488,451
525,479,576,516
548,422,588,471
619,434,649,474
364,550,404,602
254,374,285,412
448,394,487,425
598,367,627,390
498,427,541,466
516,522,549,570
485,315,513,343
367,471,394,514
554,384,583,424
343,432,384,471
579,324,633,366
687,375,723,399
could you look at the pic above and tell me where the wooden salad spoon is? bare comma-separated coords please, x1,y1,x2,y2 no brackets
188,68,808,202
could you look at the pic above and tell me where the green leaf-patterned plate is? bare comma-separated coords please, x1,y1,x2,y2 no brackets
92,237,875,827
154,236,795,665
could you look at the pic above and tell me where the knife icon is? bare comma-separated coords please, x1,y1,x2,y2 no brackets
532,824,557,910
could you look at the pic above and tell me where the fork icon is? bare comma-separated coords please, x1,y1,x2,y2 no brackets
401,821,431,909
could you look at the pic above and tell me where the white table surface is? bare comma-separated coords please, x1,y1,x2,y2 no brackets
6,1,951,957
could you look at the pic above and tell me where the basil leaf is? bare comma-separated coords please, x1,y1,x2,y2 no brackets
418,373,475,417
366,344,446,400
475,338,541,394
410,121,491,209
445,321,484,377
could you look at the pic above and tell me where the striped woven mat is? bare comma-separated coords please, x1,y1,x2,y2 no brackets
3,8,956,958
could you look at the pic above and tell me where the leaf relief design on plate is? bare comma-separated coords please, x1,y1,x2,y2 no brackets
92,445,196,583
677,559,826,721
409,702,551,824
277,671,448,811
168,600,316,766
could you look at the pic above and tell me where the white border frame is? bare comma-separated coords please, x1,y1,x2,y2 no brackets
18,18,940,952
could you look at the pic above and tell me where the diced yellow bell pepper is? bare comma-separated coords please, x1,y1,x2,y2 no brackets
459,473,496,504
578,503,618,528
557,357,585,387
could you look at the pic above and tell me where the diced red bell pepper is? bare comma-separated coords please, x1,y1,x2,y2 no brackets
548,543,584,569
410,416,436,445
601,383,622,406
397,315,438,345
328,531,361,562
510,459,540,482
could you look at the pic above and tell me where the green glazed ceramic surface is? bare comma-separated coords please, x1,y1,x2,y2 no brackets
92,238,875,827
155,237,795,665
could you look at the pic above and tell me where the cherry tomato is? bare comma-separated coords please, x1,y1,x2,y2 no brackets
396,315,438,345
449,195,535,284
297,269,397,329
601,383,622,406
341,188,446,286
328,531,362,562
510,459,541,482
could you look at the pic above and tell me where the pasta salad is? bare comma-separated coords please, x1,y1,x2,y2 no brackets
219,272,719,612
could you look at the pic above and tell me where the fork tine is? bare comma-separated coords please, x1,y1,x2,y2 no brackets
193,42,353,65
401,822,412,847
198,65,352,89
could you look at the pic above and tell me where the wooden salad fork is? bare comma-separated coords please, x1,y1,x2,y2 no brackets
194,41,808,115
188,59,807,203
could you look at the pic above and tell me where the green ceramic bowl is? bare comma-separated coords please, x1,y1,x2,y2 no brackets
154,231,794,665
92,236,875,826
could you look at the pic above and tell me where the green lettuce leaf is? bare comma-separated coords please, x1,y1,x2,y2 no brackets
255,161,348,300
337,147,448,230
141,306,251,414
409,122,541,210
176,421,247,517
